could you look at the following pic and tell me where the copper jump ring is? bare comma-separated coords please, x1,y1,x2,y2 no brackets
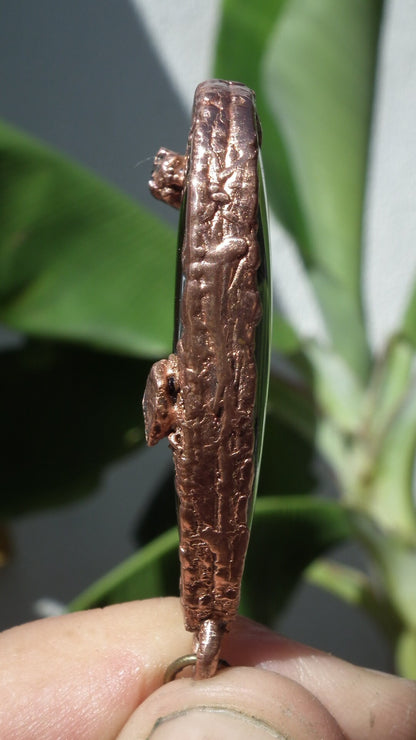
163,654,197,683
164,654,230,683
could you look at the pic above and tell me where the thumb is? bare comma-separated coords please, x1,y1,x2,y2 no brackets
117,666,344,739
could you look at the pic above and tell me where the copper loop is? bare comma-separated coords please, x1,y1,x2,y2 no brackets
163,654,197,683
164,654,230,683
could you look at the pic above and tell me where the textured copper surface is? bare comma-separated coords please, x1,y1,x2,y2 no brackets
143,80,264,678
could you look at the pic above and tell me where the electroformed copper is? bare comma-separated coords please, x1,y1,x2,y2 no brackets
142,79,270,679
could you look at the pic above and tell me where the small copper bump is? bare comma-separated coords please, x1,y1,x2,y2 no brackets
149,147,186,209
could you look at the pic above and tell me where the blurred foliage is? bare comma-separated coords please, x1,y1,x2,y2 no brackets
1,0,415,677
215,0,383,379
0,120,175,357
0,339,150,516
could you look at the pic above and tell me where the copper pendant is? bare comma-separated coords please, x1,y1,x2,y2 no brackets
143,79,271,679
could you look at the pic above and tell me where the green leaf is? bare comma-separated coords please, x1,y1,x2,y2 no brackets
363,377,416,539
0,120,175,358
357,338,416,538
306,558,375,608
216,0,384,378
366,335,414,443
305,342,365,434
306,558,401,643
268,344,367,490
396,630,416,680
215,0,307,243
352,512,416,635
0,340,149,517
240,495,352,624
262,0,382,378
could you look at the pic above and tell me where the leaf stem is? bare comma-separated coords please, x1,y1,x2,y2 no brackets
305,557,402,643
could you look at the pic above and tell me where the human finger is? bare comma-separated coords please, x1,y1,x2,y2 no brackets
222,616,416,740
117,666,344,739
0,598,190,740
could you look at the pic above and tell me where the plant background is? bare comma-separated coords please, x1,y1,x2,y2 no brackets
1,0,415,673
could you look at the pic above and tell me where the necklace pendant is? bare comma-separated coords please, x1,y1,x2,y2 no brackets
143,79,271,679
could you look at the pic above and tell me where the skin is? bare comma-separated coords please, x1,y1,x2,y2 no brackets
0,598,414,739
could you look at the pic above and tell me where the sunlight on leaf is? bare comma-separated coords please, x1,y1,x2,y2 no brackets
262,0,383,377
0,120,175,358
216,0,384,378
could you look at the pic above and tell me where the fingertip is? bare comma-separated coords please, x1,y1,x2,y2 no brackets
224,617,416,740
0,598,192,739
117,666,345,739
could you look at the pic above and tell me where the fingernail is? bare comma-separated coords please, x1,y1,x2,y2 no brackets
148,706,285,738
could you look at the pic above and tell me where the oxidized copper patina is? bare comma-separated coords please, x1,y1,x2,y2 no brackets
143,80,270,679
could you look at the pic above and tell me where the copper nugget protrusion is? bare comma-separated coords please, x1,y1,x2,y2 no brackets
148,148,186,209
